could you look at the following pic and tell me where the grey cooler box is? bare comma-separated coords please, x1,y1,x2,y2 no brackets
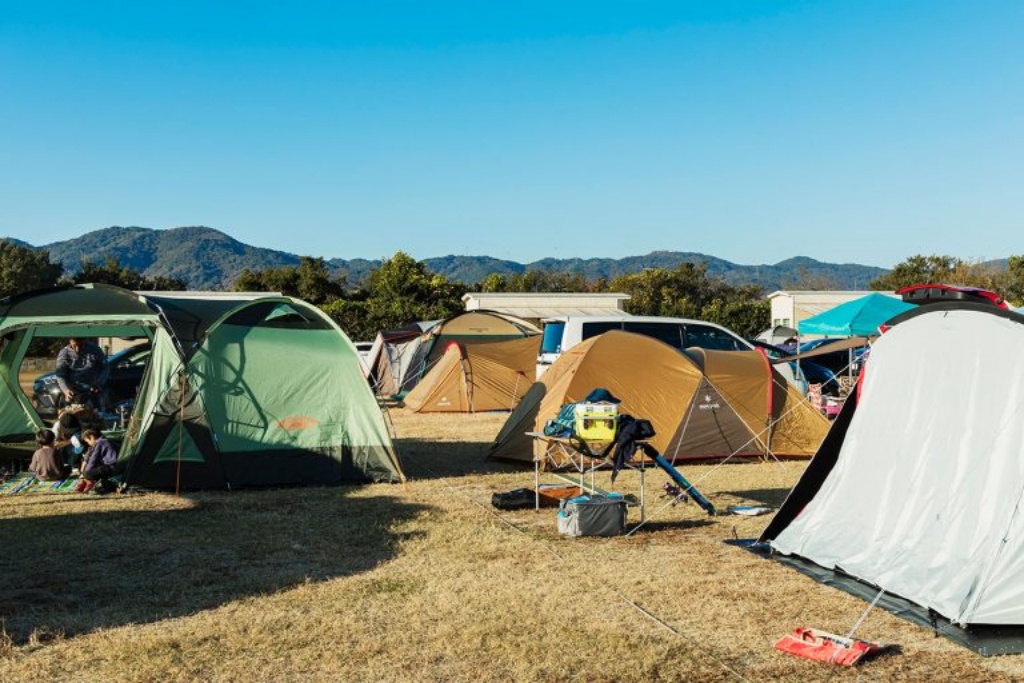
557,493,627,537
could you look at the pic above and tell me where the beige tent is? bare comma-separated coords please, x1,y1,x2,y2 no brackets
403,311,540,390
402,337,540,413
490,331,828,467
678,347,827,461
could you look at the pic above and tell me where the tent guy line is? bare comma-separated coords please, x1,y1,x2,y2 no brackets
404,450,753,683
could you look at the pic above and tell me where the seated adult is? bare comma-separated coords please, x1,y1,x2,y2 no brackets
29,429,67,481
55,338,109,408
76,428,119,493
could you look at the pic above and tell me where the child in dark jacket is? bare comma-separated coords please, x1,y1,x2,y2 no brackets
77,429,119,493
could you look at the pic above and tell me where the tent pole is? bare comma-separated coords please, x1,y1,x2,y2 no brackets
175,372,185,498
756,347,774,459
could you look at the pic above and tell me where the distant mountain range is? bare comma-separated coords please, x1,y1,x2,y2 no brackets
6,225,891,291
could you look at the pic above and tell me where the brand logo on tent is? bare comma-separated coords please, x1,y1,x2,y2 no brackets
276,415,320,431
698,394,720,411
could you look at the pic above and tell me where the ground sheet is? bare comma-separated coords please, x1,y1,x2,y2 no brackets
0,472,80,495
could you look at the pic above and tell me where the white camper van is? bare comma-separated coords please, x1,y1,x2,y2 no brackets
536,315,807,392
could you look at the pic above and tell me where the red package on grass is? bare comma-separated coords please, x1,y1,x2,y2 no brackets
775,627,888,666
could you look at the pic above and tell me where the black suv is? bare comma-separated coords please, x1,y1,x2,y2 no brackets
32,343,151,418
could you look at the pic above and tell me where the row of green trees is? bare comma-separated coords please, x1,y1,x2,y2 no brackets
867,255,1024,303
0,242,187,298
233,253,467,340
222,252,1024,339
233,254,773,339
5,238,1024,342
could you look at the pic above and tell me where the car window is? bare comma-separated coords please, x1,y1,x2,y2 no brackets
756,345,787,360
581,321,623,340
684,324,747,351
541,321,566,353
115,349,150,369
622,322,684,348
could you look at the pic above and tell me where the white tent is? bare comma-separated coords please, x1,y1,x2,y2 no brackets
762,304,1024,628
754,325,798,346
364,321,439,396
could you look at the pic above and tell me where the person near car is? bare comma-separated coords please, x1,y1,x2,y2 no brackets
77,429,119,492
55,338,109,405
29,429,67,481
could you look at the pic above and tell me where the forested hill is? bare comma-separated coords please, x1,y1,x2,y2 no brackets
8,226,888,290
422,253,886,291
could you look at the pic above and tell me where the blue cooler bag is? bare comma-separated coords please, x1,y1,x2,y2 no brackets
557,493,627,537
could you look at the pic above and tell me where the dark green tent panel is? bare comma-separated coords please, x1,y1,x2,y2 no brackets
0,284,403,489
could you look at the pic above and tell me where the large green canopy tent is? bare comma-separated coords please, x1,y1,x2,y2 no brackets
0,284,403,489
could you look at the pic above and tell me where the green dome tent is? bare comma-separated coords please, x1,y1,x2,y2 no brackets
0,284,403,489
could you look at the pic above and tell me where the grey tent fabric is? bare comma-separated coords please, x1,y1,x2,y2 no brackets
765,304,1024,627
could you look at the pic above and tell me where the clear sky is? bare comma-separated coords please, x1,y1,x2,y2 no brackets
1,1,1020,268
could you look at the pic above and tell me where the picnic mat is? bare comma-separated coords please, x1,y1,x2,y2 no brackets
0,472,80,495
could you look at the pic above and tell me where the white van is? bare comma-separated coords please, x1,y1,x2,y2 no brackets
536,315,807,392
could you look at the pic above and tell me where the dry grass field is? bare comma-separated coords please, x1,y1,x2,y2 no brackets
0,408,1022,682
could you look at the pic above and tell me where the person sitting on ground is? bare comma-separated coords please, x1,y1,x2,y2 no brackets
29,429,67,481
53,412,85,471
77,428,119,493
55,337,109,408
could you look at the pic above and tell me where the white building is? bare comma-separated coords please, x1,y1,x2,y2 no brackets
767,290,899,330
462,292,630,320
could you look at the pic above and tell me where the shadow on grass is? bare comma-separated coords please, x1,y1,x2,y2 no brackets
630,519,715,534
0,487,427,644
720,487,792,507
396,438,523,480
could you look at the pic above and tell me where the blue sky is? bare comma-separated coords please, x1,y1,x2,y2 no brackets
1,1,1020,268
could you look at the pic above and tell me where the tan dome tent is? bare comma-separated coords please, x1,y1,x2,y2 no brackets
0,284,403,490
682,348,828,461
490,331,827,468
403,311,540,393
402,336,540,413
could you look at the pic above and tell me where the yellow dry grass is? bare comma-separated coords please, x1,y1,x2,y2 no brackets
0,408,1021,682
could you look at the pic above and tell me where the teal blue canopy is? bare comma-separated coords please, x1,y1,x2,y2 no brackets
798,293,916,337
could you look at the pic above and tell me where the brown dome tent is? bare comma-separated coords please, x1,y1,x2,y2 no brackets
490,331,827,468
403,311,540,392
402,336,540,413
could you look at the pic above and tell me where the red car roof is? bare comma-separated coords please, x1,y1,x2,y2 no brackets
896,283,1008,309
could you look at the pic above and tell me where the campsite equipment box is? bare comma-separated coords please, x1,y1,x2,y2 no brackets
536,484,583,507
573,403,618,442
557,493,627,537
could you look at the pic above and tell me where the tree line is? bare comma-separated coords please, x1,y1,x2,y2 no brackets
231,253,773,340
866,255,1024,303
0,242,187,297
4,238,1024,342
